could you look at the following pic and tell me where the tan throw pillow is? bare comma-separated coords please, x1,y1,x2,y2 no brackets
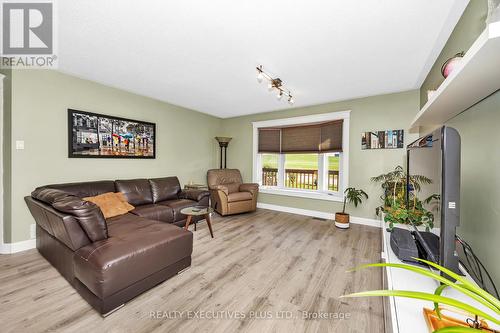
114,192,133,206
83,192,135,219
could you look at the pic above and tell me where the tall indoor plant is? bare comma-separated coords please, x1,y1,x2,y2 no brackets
335,187,368,229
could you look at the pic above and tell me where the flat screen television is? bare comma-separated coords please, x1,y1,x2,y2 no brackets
406,126,462,276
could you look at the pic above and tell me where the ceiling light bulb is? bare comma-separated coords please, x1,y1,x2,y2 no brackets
288,96,295,105
257,72,264,83
277,91,283,100
268,83,273,91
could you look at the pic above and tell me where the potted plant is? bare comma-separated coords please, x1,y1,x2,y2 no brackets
342,259,500,332
371,165,438,231
383,194,439,231
335,187,368,229
371,165,432,215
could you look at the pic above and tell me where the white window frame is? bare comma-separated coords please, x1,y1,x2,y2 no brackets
252,111,350,202
0,74,4,250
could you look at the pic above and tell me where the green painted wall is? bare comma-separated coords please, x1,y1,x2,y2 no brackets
7,70,221,243
220,90,420,220
446,91,500,288
419,0,499,287
420,0,487,107
4,72,418,242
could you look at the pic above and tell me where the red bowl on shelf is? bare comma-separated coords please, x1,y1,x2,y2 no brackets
441,52,465,78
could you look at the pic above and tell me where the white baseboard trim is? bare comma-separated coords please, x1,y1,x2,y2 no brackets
349,215,382,228
257,203,381,228
0,239,36,254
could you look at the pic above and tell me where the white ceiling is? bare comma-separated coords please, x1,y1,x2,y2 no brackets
58,0,469,118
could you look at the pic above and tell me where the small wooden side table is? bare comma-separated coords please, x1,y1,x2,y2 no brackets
180,206,214,238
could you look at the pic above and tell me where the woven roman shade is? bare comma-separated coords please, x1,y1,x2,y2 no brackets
258,119,343,153
258,128,281,153
281,125,321,153
319,120,343,152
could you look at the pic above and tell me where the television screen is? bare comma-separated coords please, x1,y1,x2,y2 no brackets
407,126,462,276
68,109,156,158
407,133,441,229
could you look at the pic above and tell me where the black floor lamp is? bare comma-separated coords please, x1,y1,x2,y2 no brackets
215,137,232,169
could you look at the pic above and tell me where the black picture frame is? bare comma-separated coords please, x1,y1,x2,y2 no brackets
68,109,156,159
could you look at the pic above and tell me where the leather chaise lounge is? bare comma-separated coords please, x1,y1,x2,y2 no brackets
25,177,209,315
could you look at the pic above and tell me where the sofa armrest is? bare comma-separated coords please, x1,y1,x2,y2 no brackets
239,183,259,194
209,185,229,196
31,187,108,242
25,196,91,250
178,189,210,202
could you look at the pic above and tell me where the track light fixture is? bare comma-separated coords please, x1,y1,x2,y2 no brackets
256,65,294,105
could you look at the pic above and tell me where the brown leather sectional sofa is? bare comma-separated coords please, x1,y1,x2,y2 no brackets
25,177,209,315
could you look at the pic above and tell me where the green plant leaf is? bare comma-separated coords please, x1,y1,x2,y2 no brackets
347,263,500,315
415,258,500,311
434,284,449,320
341,290,499,325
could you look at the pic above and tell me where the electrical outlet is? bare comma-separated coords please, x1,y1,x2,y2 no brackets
30,224,36,239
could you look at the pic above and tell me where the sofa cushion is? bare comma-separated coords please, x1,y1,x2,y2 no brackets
130,204,174,223
32,187,71,205
158,199,195,222
84,192,134,219
25,196,91,251
45,181,116,198
52,195,108,242
31,187,108,242
106,213,154,235
207,169,243,187
149,177,181,203
227,192,253,203
225,183,241,194
74,216,192,299
115,179,153,206
178,189,210,202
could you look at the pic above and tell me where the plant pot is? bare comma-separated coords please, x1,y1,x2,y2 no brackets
335,212,350,229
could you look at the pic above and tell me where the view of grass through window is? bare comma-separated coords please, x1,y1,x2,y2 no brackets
285,154,318,189
327,154,340,191
262,154,339,169
261,153,340,191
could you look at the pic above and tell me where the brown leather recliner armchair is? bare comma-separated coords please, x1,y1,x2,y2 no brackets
207,169,259,216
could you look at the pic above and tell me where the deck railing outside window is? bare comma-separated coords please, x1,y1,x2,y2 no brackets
262,168,339,191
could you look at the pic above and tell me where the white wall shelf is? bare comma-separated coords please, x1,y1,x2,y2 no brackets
411,21,500,130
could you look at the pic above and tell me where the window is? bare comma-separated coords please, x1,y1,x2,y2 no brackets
261,153,279,186
253,111,349,202
284,153,318,190
327,153,340,191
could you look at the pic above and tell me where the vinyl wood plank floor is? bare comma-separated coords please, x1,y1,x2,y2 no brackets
0,209,383,333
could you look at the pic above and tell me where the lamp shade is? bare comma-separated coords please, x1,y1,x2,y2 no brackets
215,137,232,145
